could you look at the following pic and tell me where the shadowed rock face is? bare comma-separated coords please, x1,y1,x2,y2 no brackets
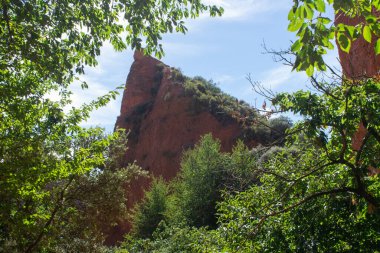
109,51,258,243
335,11,380,79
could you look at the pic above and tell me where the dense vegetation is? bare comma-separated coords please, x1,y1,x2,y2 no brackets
123,129,380,252
0,0,221,252
121,0,380,252
1,0,380,252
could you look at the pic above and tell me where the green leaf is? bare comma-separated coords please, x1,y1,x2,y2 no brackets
304,4,314,20
315,0,326,12
288,9,296,20
288,19,304,32
345,26,355,38
291,40,302,52
306,64,314,76
374,0,380,10
375,38,380,55
296,5,305,19
365,15,377,24
337,32,351,53
327,41,335,50
317,17,331,25
363,25,372,43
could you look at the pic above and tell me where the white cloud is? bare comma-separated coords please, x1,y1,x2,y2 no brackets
213,74,236,84
44,43,132,132
203,0,289,21
69,74,124,130
162,41,204,57
260,65,294,89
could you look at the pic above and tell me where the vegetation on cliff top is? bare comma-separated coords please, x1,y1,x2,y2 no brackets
166,67,292,145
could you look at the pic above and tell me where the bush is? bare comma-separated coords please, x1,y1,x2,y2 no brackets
167,134,227,228
254,116,293,146
122,223,218,253
167,134,259,228
131,177,169,239
183,76,259,129
269,116,292,145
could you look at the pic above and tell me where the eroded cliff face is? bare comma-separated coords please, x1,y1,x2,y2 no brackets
109,51,258,243
116,51,247,182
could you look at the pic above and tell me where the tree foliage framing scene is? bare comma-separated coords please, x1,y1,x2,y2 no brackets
1,0,380,252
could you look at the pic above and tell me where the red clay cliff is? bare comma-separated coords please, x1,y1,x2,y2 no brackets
110,51,259,243
116,51,247,181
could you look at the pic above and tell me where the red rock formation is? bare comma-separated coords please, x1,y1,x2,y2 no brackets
116,50,251,180
109,51,258,243
335,11,380,78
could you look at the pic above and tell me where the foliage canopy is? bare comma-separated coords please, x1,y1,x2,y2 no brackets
0,0,222,251
122,1,380,252
288,0,380,75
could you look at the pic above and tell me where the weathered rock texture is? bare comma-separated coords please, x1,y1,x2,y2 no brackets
109,51,259,243
335,11,380,78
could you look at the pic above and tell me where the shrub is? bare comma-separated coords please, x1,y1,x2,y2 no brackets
167,134,227,228
183,76,259,130
131,178,169,239
167,134,259,228
269,116,292,145
122,223,218,253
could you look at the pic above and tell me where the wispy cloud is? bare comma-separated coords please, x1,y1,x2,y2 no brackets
213,74,236,84
163,42,204,57
45,44,132,132
260,65,294,89
70,73,125,130
203,0,289,21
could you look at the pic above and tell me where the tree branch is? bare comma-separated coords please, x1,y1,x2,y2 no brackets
310,75,342,100
266,187,356,217
2,0,13,47
256,159,339,217
249,187,357,238
339,158,378,208
24,177,75,253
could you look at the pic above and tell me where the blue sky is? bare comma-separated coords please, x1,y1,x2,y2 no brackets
73,0,339,132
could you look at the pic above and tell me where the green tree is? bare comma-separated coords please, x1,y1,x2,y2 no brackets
268,116,293,145
0,129,144,252
168,134,227,228
287,0,380,76
218,141,380,252
167,135,259,228
131,177,169,239
254,116,293,146
213,0,380,251
120,1,380,251
45,131,144,253
0,1,222,251
122,224,217,253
